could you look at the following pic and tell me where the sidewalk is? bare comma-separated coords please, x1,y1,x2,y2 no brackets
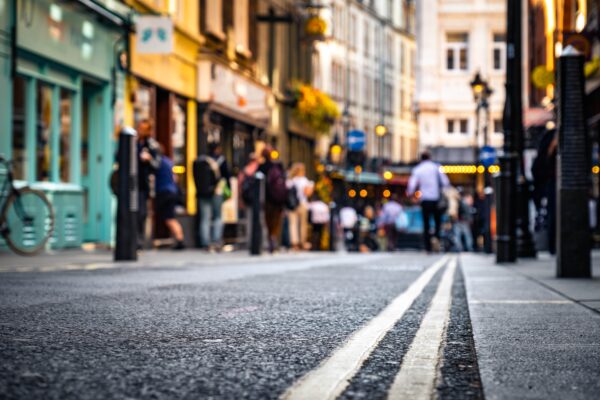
0,247,341,273
460,252,600,400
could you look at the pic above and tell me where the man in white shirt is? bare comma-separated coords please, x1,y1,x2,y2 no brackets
407,151,450,252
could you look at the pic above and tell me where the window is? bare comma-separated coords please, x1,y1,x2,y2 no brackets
386,33,393,64
350,14,357,49
459,119,468,134
493,33,506,71
11,77,26,180
363,74,373,110
59,89,72,183
37,84,53,182
446,33,468,71
399,42,404,74
234,0,249,54
494,119,503,134
447,118,469,134
447,119,454,134
200,0,224,38
364,21,369,56
374,78,381,113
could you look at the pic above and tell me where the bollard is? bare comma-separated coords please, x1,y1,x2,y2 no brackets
556,46,591,277
250,171,264,256
328,201,336,251
114,127,138,261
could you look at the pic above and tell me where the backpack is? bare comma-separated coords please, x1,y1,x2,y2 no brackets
285,185,300,210
241,173,255,206
266,163,287,204
193,155,221,197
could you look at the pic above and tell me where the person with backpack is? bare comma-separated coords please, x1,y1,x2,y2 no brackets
259,147,287,253
155,149,185,250
193,142,231,251
136,118,161,250
287,162,314,251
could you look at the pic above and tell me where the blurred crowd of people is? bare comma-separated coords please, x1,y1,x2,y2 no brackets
134,117,492,254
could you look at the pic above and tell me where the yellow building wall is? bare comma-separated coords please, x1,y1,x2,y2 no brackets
125,0,202,215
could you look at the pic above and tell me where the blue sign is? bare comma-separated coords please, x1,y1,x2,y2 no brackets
479,145,497,167
347,130,366,152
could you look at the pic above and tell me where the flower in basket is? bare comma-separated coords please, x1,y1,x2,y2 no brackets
290,82,340,135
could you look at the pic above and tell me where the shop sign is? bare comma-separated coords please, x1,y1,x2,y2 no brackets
136,16,173,54
16,0,117,81
201,62,271,124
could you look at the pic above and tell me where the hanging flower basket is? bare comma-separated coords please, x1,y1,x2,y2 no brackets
305,16,327,38
289,82,340,135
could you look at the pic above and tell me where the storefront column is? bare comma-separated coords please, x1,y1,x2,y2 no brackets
25,77,37,183
70,78,82,185
186,100,197,214
99,84,113,243
0,0,12,157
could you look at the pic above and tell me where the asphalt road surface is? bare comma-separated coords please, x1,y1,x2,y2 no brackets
0,251,597,399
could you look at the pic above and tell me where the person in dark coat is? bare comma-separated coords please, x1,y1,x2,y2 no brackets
137,118,161,249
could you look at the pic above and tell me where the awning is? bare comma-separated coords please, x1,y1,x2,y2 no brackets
343,171,384,184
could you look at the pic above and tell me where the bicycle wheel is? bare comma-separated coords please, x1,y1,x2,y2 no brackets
2,188,54,255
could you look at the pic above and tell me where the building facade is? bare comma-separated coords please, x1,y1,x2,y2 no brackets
1,0,131,249
416,0,505,164
313,0,418,166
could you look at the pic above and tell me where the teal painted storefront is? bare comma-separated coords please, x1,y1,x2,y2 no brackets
0,0,129,250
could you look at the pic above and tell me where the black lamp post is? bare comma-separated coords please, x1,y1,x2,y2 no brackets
497,0,521,263
470,72,494,253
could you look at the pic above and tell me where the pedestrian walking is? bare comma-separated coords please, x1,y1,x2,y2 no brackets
454,189,474,252
136,118,161,249
359,205,379,252
193,142,231,251
259,147,287,253
532,128,557,254
308,194,330,251
339,205,359,251
155,151,185,250
287,162,313,251
407,151,450,252
239,153,259,208
378,195,403,251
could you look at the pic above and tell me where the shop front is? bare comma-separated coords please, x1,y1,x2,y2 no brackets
127,15,200,246
1,0,130,250
197,60,273,246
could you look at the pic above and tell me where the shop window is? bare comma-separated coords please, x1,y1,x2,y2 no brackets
11,76,26,180
171,98,187,194
36,84,53,182
59,89,72,183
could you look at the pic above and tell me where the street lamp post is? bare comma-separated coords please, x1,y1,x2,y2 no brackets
470,72,493,253
497,0,520,263
375,123,387,168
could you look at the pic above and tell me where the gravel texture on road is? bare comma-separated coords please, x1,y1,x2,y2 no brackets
0,254,442,399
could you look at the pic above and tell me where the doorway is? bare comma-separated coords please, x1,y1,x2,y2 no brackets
81,81,108,242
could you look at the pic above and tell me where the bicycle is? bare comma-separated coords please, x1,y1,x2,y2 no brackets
0,155,54,255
